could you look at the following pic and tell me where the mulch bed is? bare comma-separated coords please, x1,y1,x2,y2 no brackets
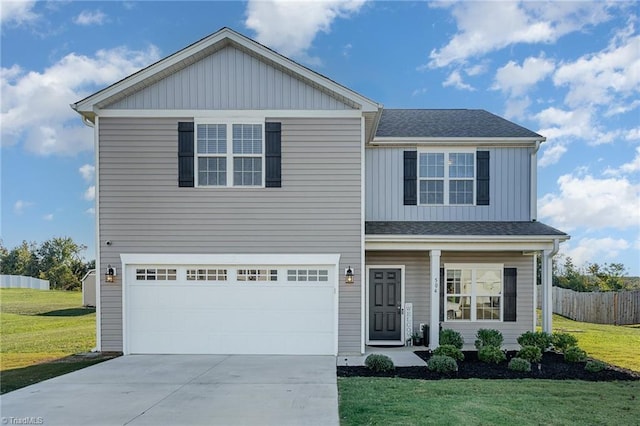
337,351,640,381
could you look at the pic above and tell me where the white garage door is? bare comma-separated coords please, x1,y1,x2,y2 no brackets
123,255,338,355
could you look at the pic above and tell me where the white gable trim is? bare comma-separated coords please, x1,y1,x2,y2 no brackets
73,28,380,116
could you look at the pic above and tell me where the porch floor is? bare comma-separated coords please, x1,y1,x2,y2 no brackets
337,345,427,367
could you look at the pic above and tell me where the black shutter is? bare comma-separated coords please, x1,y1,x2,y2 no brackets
504,268,517,322
404,151,417,205
178,122,194,187
476,150,490,205
265,122,282,188
439,268,445,322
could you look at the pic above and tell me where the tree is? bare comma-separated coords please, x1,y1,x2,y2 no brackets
587,263,628,291
37,237,87,290
0,240,39,277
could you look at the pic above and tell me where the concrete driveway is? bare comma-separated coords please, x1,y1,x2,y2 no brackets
1,355,339,426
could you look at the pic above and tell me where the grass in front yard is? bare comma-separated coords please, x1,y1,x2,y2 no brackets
548,313,640,372
1,289,97,379
339,378,640,426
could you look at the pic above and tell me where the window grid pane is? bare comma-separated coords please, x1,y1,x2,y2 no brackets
449,153,474,178
449,180,473,204
419,153,444,178
198,157,226,186
197,124,226,154
420,180,444,204
233,157,262,186
232,124,262,154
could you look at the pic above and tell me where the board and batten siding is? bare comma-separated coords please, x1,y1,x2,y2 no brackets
98,117,362,353
365,251,534,347
365,147,531,221
105,46,352,111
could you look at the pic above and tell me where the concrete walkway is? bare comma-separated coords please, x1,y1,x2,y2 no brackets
1,355,339,426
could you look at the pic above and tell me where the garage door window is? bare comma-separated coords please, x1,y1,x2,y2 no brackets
136,268,177,281
237,268,278,281
287,269,329,282
186,269,228,281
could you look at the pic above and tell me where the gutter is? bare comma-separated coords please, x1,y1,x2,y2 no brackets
531,139,542,221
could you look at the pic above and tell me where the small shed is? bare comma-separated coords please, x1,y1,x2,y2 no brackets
82,270,96,307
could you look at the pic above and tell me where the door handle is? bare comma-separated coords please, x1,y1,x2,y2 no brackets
397,305,403,314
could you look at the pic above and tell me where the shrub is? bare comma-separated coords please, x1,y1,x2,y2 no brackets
474,328,503,350
440,329,464,349
478,346,506,364
517,331,552,352
585,360,607,373
551,332,578,353
364,354,395,373
564,346,588,363
517,345,542,363
427,355,458,373
433,344,465,362
508,357,532,372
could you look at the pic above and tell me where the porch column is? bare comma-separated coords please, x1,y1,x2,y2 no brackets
429,249,441,349
541,249,553,334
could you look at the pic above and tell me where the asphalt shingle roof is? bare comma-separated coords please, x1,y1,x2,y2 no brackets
365,221,567,237
375,109,543,139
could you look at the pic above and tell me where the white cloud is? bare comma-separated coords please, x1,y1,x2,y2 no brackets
13,200,33,214
553,33,640,110
538,142,567,167
560,237,631,269
604,146,640,176
442,70,474,91
492,55,555,96
43,213,54,221
85,207,95,215
539,173,640,231
73,10,107,26
244,0,367,61
84,186,95,201
427,1,611,68
1,0,38,25
1,45,160,156
534,106,618,147
411,87,428,97
504,96,531,120
79,164,95,182
626,128,640,141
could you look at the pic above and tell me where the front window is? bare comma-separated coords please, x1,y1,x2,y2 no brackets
419,151,475,205
196,122,264,187
445,264,503,321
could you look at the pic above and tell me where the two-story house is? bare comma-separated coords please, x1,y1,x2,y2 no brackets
72,28,568,356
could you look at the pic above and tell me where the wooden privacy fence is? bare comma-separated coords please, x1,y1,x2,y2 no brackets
537,286,640,325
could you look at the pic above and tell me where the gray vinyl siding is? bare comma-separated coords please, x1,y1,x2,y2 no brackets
364,251,534,347
105,46,352,110
365,147,531,221
366,251,430,336
98,117,362,353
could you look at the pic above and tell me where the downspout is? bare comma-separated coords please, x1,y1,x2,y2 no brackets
542,238,560,334
530,140,542,221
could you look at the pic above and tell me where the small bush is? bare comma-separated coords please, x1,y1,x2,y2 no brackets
440,329,464,349
427,355,458,373
517,331,552,352
478,346,506,364
585,360,607,373
508,357,532,372
433,344,465,362
364,354,395,373
474,328,504,350
517,345,542,363
551,332,578,353
564,346,588,363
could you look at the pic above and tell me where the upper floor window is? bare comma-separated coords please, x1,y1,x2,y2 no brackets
418,150,475,205
196,122,264,187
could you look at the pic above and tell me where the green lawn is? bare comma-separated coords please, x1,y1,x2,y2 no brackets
1,289,97,370
339,378,640,425
551,313,640,372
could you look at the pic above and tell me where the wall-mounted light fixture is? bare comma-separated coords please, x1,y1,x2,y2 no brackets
345,266,354,284
105,265,116,283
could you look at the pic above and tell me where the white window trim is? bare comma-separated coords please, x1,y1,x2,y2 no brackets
418,148,476,206
194,119,266,188
444,263,504,322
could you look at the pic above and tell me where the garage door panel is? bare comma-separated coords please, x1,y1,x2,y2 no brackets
125,262,337,355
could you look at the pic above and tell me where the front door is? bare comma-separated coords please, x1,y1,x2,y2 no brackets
369,269,402,341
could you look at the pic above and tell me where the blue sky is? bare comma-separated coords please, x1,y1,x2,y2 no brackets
1,1,639,275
